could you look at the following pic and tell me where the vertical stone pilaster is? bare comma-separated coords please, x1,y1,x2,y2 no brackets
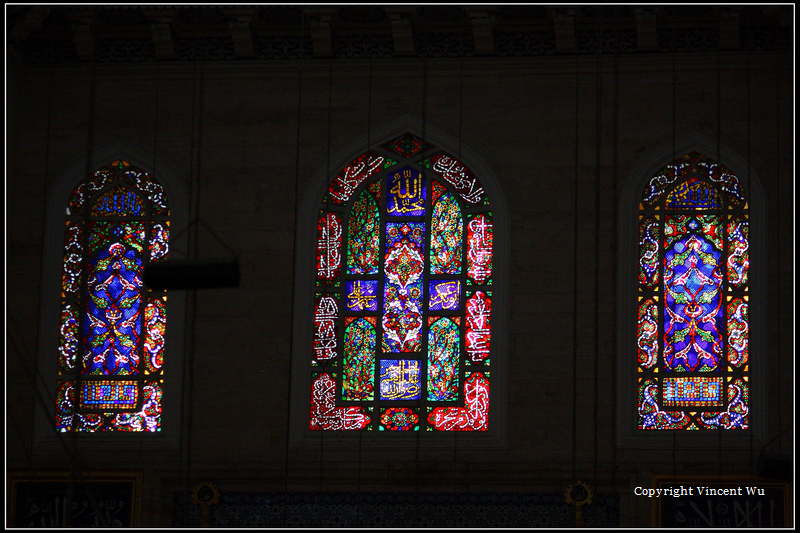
467,8,495,55
554,8,577,53
719,7,741,50
228,8,257,58
386,7,417,57
635,7,658,51
307,7,334,57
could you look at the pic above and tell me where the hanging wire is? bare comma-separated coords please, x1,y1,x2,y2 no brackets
592,9,604,491
670,27,678,482
571,19,580,485
19,36,58,472
455,52,465,492
317,47,335,498
179,55,204,526
63,28,111,528
357,54,375,517
715,27,723,486
746,43,754,481
284,7,306,525
413,55,430,521
772,22,782,460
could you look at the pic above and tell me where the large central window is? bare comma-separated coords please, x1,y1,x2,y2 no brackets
309,132,493,432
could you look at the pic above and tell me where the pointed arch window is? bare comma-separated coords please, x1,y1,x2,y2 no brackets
309,132,494,432
637,151,750,430
55,159,170,432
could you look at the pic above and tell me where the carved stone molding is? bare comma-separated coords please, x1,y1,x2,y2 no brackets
8,5,791,64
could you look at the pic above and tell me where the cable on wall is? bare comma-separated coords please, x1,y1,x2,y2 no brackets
64,33,111,528
592,9,604,491
571,18,580,486
670,33,677,483
715,28,723,486
356,54,375,515
284,7,306,526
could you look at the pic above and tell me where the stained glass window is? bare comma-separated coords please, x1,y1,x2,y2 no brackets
310,133,492,432
637,152,749,430
55,160,169,432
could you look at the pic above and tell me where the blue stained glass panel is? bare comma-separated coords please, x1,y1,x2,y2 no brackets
84,242,143,375
664,227,723,372
663,377,723,407
428,280,461,311
379,359,421,400
345,280,379,312
387,166,426,217
80,381,138,408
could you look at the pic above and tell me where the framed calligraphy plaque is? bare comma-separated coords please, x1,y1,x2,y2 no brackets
652,476,790,528
8,471,141,528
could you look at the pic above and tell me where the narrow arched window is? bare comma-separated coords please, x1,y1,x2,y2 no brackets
637,151,749,430
55,159,170,432
309,132,494,432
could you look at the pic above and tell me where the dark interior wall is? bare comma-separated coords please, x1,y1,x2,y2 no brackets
5,5,794,527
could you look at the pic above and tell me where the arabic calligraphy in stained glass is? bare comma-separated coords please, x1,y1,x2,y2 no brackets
309,135,494,432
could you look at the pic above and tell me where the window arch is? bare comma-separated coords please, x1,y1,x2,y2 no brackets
33,142,187,445
291,118,508,444
55,159,171,432
636,151,751,430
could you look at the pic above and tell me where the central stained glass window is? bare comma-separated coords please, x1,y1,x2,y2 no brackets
309,133,492,431
637,151,749,430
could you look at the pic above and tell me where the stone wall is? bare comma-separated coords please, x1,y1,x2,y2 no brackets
6,6,794,528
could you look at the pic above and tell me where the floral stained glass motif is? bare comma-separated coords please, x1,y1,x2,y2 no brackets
637,152,749,430
309,132,493,432
430,185,463,275
56,160,169,433
347,187,381,275
382,222,425,353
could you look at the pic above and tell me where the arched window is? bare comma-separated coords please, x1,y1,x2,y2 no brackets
636,151,750,430
307,130,499,433
55,159,171,432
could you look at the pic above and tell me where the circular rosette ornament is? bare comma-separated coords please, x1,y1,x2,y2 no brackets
381,407,419,431
384,241,424,288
